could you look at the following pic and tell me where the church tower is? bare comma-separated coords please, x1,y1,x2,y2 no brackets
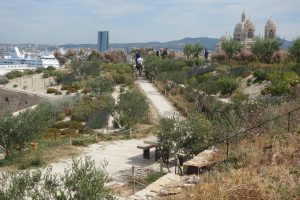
265,17,276,38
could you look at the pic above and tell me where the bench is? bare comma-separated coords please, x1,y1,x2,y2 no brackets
137,144,157,159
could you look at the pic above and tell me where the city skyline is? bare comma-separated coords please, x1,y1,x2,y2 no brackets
0,0,299,44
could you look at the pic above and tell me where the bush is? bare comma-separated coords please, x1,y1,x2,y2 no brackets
43,71,50,78
217,77,239,95
52,120,83,130
268,81,290,96
35,67,45,73
272,50,289,63
13,84,17,88
0,76,9,84
253,70,268,82
46,88,59,94
46,66,56,70
86,110,109,129
5,70,23,79
211,50,228,62
235,49,256,63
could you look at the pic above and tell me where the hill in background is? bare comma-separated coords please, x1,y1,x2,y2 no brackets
62,37,293,52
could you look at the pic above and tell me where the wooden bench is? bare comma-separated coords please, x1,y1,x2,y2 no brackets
137,144,157,159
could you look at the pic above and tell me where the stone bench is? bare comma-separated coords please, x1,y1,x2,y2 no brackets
137,144,157,159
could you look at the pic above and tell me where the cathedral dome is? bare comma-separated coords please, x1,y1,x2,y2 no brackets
245,17,255,29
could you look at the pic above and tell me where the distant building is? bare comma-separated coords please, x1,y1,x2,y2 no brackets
97,31,109,52
216,10,277,51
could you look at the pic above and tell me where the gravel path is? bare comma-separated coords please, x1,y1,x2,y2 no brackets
135,78,181,118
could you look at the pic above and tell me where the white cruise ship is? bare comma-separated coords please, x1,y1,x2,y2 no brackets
0,47,60,75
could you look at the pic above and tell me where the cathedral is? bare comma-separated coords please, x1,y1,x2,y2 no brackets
217,10,277,50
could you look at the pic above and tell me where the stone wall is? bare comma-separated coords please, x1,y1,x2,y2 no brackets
0,88,40,116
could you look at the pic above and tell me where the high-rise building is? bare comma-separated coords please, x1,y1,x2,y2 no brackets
97,31,109,52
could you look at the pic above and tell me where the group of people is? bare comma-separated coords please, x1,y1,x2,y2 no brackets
133,48,209,78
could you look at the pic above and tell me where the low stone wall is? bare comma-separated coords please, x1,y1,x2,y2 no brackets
0,88,40,116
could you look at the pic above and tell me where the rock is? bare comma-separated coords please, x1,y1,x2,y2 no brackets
159,187,182,196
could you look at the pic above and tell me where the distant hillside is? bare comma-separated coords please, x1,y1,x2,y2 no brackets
60,37,293,52
110,37,219,51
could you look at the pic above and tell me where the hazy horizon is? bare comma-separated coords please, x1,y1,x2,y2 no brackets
0,0,299,44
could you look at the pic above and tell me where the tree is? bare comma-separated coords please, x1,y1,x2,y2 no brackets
114,90,149,128
289,38,300,63
183,44,193,59
0,103,57,158
251,37,281,63
0,156,115,200
221,40,242,60
192,44,204,58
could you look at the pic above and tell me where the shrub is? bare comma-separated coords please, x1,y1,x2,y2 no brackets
86,110,109,129
43,71,50,78
272,50,289,63
217,77,239,95
253,70,268,82
5,70,23,79
215,65,230,75
52,120,83,130
211,50,228,62
0,76,9,84
35,67,45,73
46,66,56,70
235,49,256,63
13,84,18,88
268,81,290,96
46,88,59,94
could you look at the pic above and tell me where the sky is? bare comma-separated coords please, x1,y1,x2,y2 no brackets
0,0,299,44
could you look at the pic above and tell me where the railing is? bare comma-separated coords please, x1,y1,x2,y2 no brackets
207,105,300,159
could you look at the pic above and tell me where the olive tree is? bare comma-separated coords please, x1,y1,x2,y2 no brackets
114,89,149,129
251,37,281,63
0,102,58,158
0,156,115,200
221,40,242,60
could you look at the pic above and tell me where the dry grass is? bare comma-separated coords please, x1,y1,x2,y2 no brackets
176,131,300,200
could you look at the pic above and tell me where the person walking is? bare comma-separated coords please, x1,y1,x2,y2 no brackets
135,56,143,78
204,48,209,60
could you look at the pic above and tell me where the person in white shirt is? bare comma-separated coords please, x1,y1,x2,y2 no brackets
136,57,143,76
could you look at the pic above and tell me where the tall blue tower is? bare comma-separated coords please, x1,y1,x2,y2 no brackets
97,31,109,52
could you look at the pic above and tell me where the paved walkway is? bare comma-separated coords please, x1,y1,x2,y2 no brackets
135,78,181,118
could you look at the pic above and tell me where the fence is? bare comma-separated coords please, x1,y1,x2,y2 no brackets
210,105,300,160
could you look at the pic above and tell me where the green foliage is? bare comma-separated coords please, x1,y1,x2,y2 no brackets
70,60,101,79
35,67,45,73
5,70,23,79
289,38,300,63
217,77,239,95
43,71,50,78
158,113,214,156
46,88,59,94
183,44,204,59
0,75,9,84
23,69,35,75
251,37,281,63
221,40,242,60
86,110,109,129
253,70,268,82
46,66,56,70
0,156,115,200
0,102,58,158
268,81,291,96
71,96,114,122
145,171,165,184
114,89,149,128
52,120,83,130
87,77,113,96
